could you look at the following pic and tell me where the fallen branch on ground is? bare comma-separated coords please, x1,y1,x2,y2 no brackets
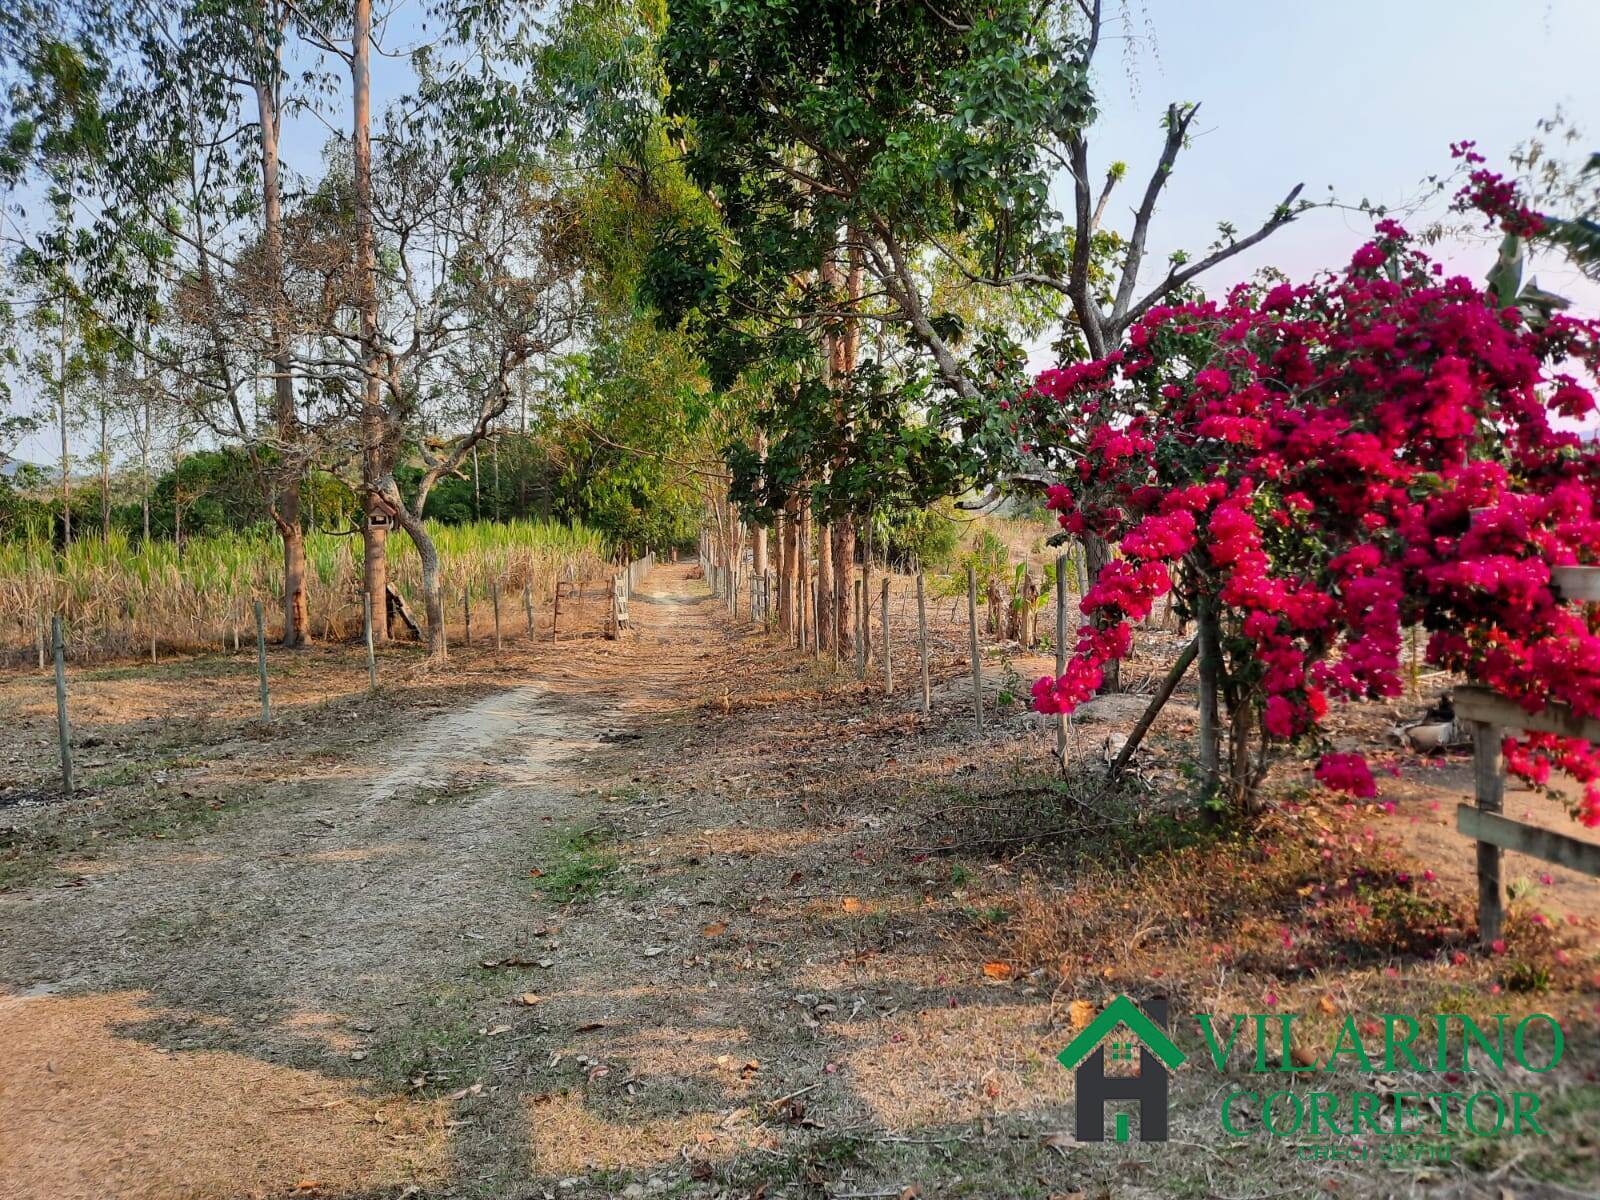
1108,636,1198,782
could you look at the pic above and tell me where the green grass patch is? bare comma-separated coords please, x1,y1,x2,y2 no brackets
531,825,621,902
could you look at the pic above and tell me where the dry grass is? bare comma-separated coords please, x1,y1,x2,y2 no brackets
0,989,450,1200
0,519,609,663
2,561,1597,1200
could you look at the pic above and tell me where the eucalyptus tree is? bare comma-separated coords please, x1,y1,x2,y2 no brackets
0,0,343,642
658,0,1313,684
356,128,585,658
277,0,395,634
654,0,1051,642
664,0,1309,398
431,0,768,599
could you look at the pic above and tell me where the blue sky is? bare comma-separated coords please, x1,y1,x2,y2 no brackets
9,0,1600,462
1074,0,1600,300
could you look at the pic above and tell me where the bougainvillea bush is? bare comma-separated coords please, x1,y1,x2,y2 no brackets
1020,169,1600,824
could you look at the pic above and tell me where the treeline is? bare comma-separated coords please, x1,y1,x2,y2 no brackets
1,429,701,554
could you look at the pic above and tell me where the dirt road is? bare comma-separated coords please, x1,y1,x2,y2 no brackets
0,567,731,1199
4,563,1595,1200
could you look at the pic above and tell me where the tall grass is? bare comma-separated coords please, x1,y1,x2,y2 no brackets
0,519,610,661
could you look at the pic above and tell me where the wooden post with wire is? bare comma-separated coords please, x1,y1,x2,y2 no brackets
492,580,502,652
881,578,893,695
855,578,866,679
364,592,377,690
916,571,930,716
967,563,983,734
52,616,72,796
253,601,271,724
463,587,472,646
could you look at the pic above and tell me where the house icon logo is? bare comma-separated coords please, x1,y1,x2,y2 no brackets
1057,994,1185,1142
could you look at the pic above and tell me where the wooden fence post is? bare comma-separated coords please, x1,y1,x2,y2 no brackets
967,563,983,734
1451,681,1600,939
796,566,806,648
1470,717,1505,945
51,616,72,796
1055,553,1068,772
552,582,560,641
855,578,866,679
254,600,271,724
916,571,930,716
524,582,533,635
364,592,377,690
463,587,472,646
36,613,45,672
492,580,502,652
881,578,893,695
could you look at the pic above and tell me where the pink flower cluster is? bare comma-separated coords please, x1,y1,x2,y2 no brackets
1019,182,1600,825
1450,141,1546,239
1314,753,1377,800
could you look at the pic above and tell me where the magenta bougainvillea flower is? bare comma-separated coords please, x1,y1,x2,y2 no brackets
1022,166,1600,827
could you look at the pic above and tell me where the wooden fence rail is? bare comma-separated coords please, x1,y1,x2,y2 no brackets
1454,559,1600,942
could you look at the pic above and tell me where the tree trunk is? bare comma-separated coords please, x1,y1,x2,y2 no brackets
352,0,388,640
140,396,150,543
98,401,110,543
58,278,71,548
861,513,874,666
420,540,446,658
771,509,785,628
1228,695,1256,814
255,62,308,648
382,477,446,658
780,497,800,635
815,519,833,650
798,499,811,648
752,431,768,578
1197,595,1222,800
823,229,863,655
832,520,855,650
282,523,309,646
1083,532,1119,692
